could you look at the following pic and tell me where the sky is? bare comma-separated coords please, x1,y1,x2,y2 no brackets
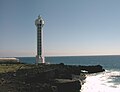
1,0,120,57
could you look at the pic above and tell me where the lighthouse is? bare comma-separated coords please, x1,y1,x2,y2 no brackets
35,15,45,64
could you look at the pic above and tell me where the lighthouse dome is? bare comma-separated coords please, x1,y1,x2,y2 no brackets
35,15,44,26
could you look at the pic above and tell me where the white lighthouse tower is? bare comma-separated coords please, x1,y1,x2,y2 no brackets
35,15,45,64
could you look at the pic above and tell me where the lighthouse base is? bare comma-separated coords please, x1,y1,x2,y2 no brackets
36,55,45,64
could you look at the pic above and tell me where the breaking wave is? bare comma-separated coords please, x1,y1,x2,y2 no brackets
81,70,120,92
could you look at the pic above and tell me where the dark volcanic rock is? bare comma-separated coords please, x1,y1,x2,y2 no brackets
54,64,82,79
53,79,81,92
0,63,105,92
80,65,105,73
25,69,56,83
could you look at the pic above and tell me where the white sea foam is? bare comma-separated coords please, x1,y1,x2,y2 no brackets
81,70,120,92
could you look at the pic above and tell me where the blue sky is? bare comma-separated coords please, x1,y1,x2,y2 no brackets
1,0,120,57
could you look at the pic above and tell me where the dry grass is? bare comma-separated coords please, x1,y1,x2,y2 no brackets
0,64,34,73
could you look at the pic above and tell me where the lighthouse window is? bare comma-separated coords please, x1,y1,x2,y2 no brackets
38,27,40,29
37,24,39,26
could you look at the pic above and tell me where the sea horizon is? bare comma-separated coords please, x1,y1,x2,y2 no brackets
0,54,119,57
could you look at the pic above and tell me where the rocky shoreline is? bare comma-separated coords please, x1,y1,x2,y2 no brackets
0,62,105,92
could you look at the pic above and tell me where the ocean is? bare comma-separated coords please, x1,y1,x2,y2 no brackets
17,55,120,92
